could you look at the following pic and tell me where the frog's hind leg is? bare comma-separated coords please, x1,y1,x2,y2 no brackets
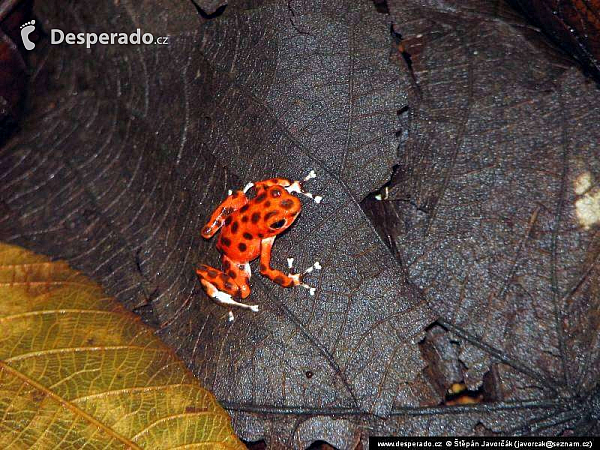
221,255,252,299
196,264,258,321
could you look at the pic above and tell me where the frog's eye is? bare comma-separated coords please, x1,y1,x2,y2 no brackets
269,219,286,229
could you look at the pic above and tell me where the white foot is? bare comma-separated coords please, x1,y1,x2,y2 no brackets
289,273,301,284
303,261,321,274
285,171,323,204
285,272,314,294
285,182,323,203
286,260,321,295
212,290,259,313
303,192,323,204
287,259,321,275
301,283,317,296
301,261,321,295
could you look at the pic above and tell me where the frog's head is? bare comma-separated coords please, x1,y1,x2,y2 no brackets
261,185,302,235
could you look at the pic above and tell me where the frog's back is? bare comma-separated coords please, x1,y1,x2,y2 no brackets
216,203,262,262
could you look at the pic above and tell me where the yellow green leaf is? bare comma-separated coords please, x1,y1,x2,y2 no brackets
0,242,246,449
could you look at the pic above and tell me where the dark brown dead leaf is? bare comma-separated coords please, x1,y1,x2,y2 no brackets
198,0,405,198
511,0,600,82
362,0,600,437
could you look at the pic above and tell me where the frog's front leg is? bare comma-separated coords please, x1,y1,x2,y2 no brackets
259,237,300,287
259,237,320,294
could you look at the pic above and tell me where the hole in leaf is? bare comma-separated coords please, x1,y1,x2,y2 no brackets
444,382,484,405
306,441,340,450
371,0,389,14
243,439,266,450
191,1,227,19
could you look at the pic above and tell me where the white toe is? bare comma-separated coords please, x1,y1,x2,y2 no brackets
304,261,321,274
285,181,302,194
301,283,316,296
304,170,316,181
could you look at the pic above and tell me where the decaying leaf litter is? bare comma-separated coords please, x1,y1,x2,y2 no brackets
0,0,599,447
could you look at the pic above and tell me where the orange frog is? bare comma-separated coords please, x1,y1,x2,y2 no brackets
196,172,322,321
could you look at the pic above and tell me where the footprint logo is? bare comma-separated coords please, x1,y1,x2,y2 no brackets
20,20,36,50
